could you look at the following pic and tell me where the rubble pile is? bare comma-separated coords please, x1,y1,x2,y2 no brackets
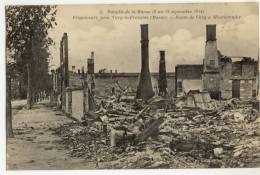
53,91,260,168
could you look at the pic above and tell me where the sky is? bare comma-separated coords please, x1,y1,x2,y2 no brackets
48,2,259,73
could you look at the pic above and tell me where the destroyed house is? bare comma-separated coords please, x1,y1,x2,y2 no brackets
175,24,259,100
175,64,203,97
219,57,258,100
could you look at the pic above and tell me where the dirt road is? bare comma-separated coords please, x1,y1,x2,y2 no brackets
7,101,95,170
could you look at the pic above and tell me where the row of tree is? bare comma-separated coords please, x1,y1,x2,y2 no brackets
6,6,57,138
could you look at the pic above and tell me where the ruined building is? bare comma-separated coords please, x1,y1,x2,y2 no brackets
219,56,258,99
136,24,155,100
176,25,258,100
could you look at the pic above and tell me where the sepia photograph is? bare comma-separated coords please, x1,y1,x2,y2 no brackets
4,1,260,171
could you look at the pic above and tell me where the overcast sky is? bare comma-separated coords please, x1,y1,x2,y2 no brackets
49,3,259,73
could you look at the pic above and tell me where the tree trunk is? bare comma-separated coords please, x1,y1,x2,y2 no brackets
27,63,32,109
18,75,22,99
6,74,14,138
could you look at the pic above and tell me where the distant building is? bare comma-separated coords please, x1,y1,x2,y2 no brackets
175,24,258,100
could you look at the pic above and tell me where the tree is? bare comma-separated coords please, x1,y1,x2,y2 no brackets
6,5,57,109
6,63,16,138
6,6,57,138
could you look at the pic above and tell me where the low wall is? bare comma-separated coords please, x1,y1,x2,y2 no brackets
176,79,203,97
64,73,175,121
65,89,84,121
72,90,84,121
69,72,176,97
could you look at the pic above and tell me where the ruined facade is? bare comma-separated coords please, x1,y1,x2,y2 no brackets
219,57,258,99
176,24,258,100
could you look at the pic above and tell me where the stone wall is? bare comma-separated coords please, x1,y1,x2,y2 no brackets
220,58,258,99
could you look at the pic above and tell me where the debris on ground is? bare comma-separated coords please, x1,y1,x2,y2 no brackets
52,89,260,168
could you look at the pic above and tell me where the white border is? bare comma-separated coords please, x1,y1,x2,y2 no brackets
1,0,259,175
3,0,260,5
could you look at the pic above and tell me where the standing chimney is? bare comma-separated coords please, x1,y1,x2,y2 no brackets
158,50,167,96
136,24,154,100
87,51,94,74
206,24,216,42
81,66,85,77
91,51,94,59
203,24,220,99
87,52,95,93
72,66,75,72
204,24,219,71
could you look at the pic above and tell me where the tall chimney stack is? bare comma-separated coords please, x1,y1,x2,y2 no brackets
203,24,220,99
91,51,94,59
136,24,154,100
206,24,216,42
88,51,94,74
81,66,85,77
72,66,75,72
204,24,219,72
158,50,167,96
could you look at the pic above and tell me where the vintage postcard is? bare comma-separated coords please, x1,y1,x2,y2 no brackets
5,2,259,171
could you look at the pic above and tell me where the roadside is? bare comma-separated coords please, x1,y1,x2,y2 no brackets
11,99,27,116
7,101,95,170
